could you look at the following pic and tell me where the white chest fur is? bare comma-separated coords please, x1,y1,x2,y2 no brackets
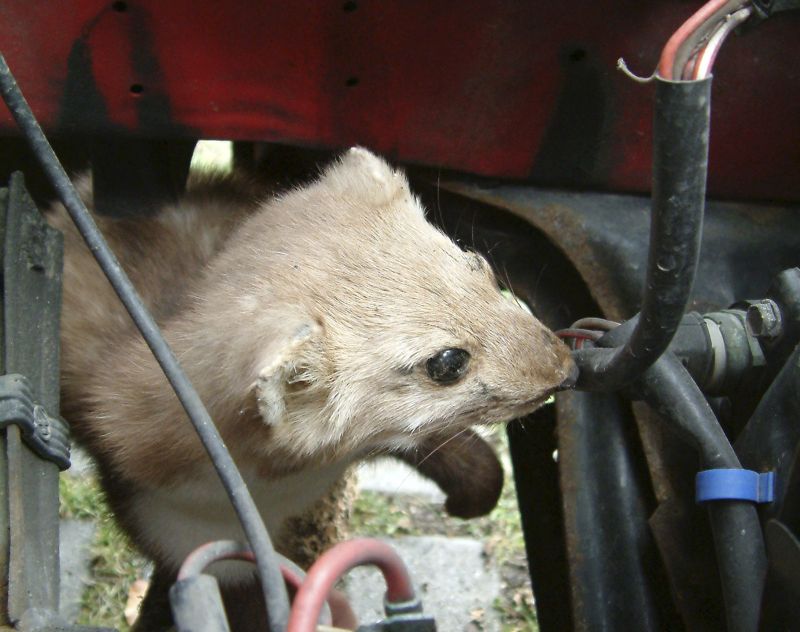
131,460,351,580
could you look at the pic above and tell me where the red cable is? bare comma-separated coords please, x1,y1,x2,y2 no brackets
556,329,602,345
556,330,598,342
287,538,416,632
658,0,730,79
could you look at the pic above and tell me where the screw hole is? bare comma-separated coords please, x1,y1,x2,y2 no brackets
112,1,128,12
345,76,359,87
569,48,587,62
342,1,357,12
129,83,144,95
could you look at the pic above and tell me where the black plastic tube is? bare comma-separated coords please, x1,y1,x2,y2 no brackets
0,54,290,632
575,77,711,390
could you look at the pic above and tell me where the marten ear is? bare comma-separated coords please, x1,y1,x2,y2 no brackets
253,321,321,426
318,147,411,206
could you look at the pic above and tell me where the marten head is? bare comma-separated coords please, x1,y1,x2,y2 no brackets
222,148,575,463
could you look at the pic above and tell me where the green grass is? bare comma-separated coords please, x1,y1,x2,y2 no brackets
59,475,146,631
350,430,539,632
59,429,539,631
189,140,233,174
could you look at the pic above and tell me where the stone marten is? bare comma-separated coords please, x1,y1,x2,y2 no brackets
49,148,575,629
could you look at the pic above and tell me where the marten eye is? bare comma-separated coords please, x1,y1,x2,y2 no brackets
426,348,471,384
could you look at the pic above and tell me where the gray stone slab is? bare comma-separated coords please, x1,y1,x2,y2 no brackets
59,519,96,622
357,459,445,503
343,536,500,631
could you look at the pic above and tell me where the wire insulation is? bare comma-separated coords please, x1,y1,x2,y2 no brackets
177,540,333,627
658,0,748,79
692,8,753,79
287,538,417,632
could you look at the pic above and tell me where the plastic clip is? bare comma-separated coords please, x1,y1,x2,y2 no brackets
696,468,775,504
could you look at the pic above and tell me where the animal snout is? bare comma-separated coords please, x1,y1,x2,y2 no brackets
556,363,580,391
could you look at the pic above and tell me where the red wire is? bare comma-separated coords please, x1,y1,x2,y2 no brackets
176,542,332,626
287,538,416,632
556,331,597,342
658,0,730,79
179,547,309,599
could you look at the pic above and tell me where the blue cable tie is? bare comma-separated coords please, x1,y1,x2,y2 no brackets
696,468,775,504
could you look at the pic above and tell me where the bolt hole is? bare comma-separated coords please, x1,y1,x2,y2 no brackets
345,76,359,87
129,83,144,95
112,1,128,12
569,48,587,62
342,1,357,12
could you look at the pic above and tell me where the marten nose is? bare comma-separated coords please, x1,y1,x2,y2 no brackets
557,363,579,391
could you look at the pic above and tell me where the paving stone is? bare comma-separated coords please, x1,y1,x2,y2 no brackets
59,519,96,623
357,459,445,503
343,536,500,632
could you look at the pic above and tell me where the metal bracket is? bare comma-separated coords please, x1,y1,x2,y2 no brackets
696,468,775,504
356,597,436,631
0,374,70,470
357,616,437,632
751,0,800,19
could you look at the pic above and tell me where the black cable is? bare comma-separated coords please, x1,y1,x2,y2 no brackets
0,54,290,632
574,77,711,390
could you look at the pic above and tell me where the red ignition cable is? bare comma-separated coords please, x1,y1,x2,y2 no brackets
556,328,604,350
287,538,417,632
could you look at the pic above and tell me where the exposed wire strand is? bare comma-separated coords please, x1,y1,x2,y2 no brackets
617,58,656,83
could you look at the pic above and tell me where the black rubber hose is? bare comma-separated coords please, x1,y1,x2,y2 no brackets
594,323,766,632
635,353,766,632
575,77,711,390
0,54,290,632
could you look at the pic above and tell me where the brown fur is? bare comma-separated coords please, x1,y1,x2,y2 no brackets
51,148,574,628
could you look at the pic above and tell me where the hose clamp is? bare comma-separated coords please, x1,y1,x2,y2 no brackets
696,468,775,504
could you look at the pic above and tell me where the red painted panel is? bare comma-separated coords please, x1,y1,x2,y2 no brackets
1,1,798,201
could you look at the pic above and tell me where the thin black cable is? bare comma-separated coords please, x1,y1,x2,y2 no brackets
0,54,290,632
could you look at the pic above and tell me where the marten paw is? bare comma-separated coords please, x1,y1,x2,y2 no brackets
391,428,504,519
